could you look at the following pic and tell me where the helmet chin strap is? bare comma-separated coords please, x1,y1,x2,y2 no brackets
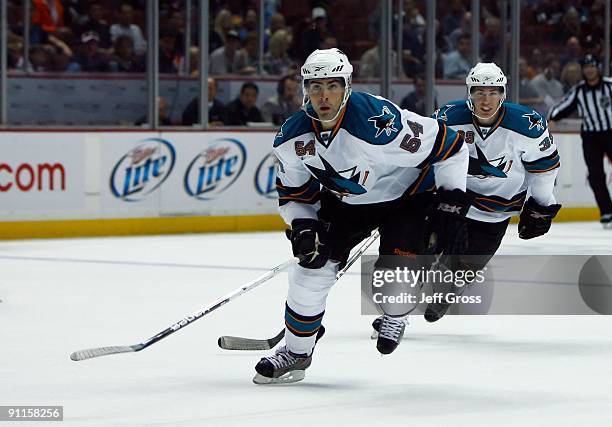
302,101,345,123
302,88,351,123
468,97,504,123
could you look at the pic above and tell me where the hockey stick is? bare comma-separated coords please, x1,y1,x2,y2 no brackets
218,229,381,350
70,258,298,361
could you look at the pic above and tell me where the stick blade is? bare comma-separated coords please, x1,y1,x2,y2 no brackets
218,336,274,351
70,345,136,361
218,330,284,351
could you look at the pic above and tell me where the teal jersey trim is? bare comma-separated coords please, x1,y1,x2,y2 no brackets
432,100,472,126
273,110,312,148
341,92,404,145
500,102,548,138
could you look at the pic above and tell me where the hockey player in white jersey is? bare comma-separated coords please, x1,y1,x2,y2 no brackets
422,62,562,321
252,48,471,384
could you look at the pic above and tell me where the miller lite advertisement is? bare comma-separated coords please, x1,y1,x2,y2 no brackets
183,138,246,200
254,152,279,200
101,132,278,217
109,138,176,202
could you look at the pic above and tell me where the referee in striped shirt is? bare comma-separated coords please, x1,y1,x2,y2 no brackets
549,55,612,228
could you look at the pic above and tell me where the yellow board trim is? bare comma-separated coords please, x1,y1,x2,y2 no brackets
0,207,601,240
0,215,286,240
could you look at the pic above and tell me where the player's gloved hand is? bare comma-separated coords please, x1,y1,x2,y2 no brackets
426,189,471,255
287,219,330,269
518,197,561,240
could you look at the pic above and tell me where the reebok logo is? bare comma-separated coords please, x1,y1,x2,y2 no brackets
438,203,462,214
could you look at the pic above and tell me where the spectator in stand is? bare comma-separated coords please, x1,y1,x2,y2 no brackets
582,34,602,57
531,54,564,112
240,9,258,41
532,0,564,29
7,33,24,70
230,14,244,39
110,3,146,55
442,34,472,80
261,74,301,125
269,13,287,35
187,46,200,76
210,30,244,75
159,28,180,74
518,56,543,112
402,6,426,76
182,77,227,126
263,29,295,76
528,47,545,77
162,9,186,59
28,45,53,72
265,13,286,51
560,36,583,67
403,0,426,30
399,74,438,116
358,43,405,79
135,97,173,126
211,9,232,53
31,0,66,44
67,31,110,72
584,0,606,36
300,7,329,61
434,17,451,55
558,7,582,42
560,61,582,91
76,2,111,49
448,11,471,49
480,16,501,63
401,0,426,53
319,35,338,50
441,0,466,36
225,82,264,126
238,32,260,75
110,35,144,72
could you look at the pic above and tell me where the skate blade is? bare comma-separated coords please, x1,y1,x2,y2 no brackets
253,370,305,385
603,223,612,230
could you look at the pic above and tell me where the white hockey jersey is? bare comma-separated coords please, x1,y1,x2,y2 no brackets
273,92,469,224
433,100,560,223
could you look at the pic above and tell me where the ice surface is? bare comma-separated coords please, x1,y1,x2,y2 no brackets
1,222,611,426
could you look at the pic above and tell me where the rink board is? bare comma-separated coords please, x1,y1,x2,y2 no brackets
0,130,608,238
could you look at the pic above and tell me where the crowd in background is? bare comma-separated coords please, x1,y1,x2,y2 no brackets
3,0,609,121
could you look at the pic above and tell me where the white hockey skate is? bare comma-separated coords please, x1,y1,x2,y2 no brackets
253,346,312,385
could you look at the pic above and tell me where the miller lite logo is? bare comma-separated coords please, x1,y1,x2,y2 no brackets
255,152,279,199
110,138,176,201
184,138,246,200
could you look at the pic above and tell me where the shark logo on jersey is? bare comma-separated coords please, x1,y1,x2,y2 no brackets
522,111,545,131
468,144,508,179
305,155,366,195
435,104,453,122
368,106,398,138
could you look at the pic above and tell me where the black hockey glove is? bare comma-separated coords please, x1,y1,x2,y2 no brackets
518,197,561,240
426,189,471,255
287,219,330,269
